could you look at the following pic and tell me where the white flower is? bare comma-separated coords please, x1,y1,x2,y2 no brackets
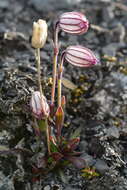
30,91,49,119
31,19,47,48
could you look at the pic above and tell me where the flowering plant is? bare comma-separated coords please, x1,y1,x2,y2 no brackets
30,12,98,177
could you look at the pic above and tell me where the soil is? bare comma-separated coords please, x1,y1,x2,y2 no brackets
0,0,127,189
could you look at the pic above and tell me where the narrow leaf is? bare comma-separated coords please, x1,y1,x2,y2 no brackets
50,138,58,153
70,127,82,139
62,77,77,90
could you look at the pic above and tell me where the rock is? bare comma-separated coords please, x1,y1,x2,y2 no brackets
0,172,14,190
0,0,9,9
111,23,125,42
43,185,51,190
64,187,74,190
102,43,125,56
80,140,88,152
29,0,81,12
102,5,115,22
104,72,127,96
81,153,95,167
94,159,109,174
0,71,5,82
106,126,120,139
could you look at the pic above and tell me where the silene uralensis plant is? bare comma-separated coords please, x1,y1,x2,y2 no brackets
30,12,98,178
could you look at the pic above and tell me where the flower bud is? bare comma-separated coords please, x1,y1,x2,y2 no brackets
59,12,89,35
31,19,47,48
64,45,98,67
30,91,49,119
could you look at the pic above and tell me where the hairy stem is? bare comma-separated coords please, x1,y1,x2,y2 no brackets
51,23,59,105
35,48,43,96
57,55,64,107
57,75,62,107
45,118,51,155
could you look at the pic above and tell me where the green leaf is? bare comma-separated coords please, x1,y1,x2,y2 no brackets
62,77,77,90
47,156,54,164
81,168,100,179
50,140,58,153
70,127,81,139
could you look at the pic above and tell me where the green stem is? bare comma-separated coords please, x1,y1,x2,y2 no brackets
57,55,64,107
45,118,51,155
57,77,62,107
51,24,59,105
35,48,43,96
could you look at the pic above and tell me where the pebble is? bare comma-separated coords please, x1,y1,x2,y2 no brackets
106,126,120,139
94,159,109,174
43,185,51,190
0,0,9,9
81,153,95,167
102,5,115,22
0,172,14,190
102,43,122,56
29,0,81,12
0,71,5,82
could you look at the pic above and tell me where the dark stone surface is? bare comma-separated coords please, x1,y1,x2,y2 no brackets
0,0,127,189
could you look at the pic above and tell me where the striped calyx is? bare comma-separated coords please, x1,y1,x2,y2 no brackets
59,12,89,35
64,45,98,67
30,91,50,119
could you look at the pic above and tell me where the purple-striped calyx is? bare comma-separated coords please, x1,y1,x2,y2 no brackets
64,45,98,67
30,91,50,119
59,12,89,35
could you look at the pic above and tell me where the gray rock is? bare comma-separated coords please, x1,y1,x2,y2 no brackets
0,172,14,190
29,0,81,12
80,140,88,152
106,126,120,139
102,5,115,22
105,72,127,96
81,153,95,167
102,43,124,56
0,71,5,82
0,0,9,9
43,185,51,190
94,159,109,174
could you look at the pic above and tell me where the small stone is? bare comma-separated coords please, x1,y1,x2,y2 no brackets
81,153,95,167
0,172,14,190
94,159,109,174
29,0,81,12
0,71,5,82
80,140,88,152
102,6,115,22
0,0,9,9
106,126,120,139
43,185,50,190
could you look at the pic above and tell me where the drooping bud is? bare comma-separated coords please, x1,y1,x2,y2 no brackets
59,12,89,35
31,19,47,48
30,91,50,119
64,45,98,67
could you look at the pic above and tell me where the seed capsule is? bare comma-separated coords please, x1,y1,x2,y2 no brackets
31,19,47,49
64,45,98,67
30,91,49,119
59,12,89,35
